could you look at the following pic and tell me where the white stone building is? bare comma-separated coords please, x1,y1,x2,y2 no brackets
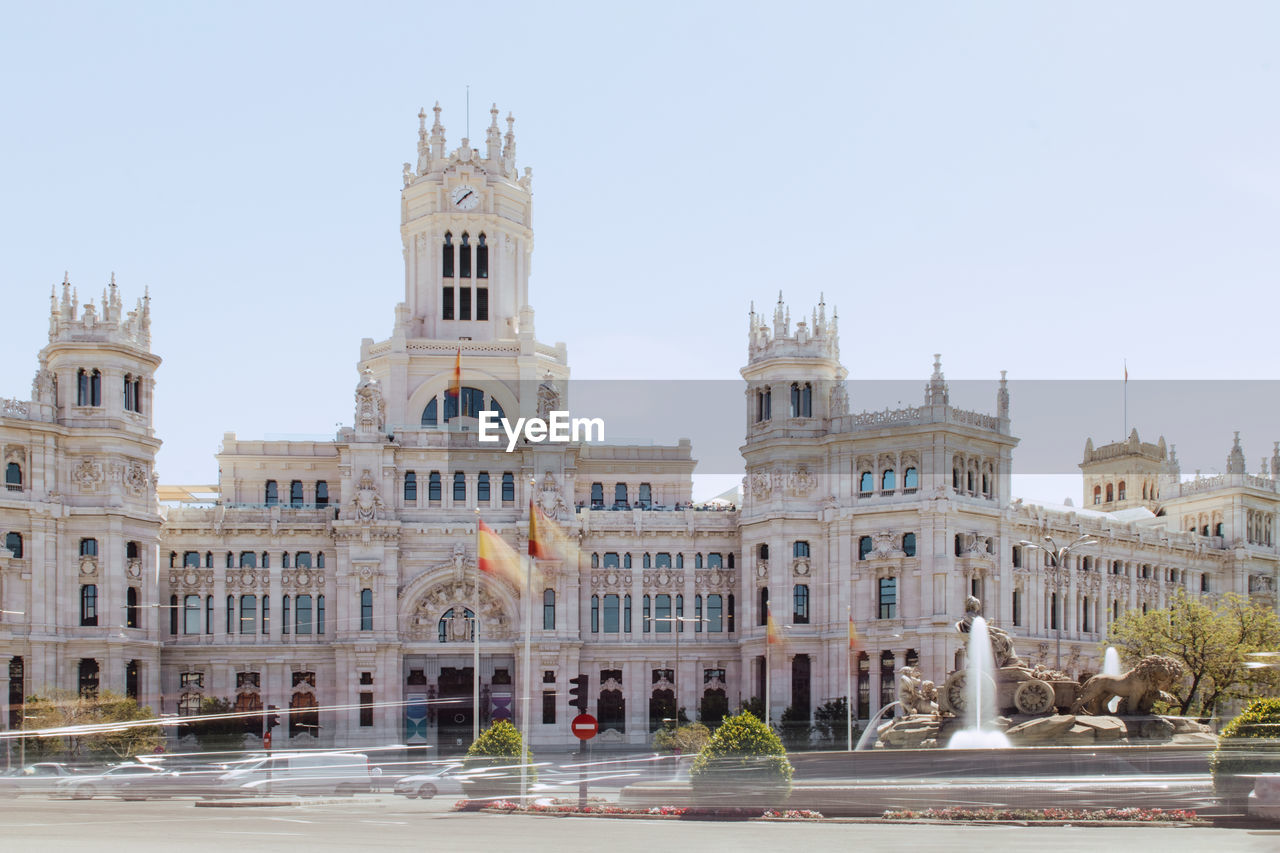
2,104,1277,753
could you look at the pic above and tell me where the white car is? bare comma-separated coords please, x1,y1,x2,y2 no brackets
392,764,465,799
0,763,83,796
54,764,166,800
213,752,372,797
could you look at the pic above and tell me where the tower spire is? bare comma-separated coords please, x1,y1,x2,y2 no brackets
486,103,501,162
430,101,446,161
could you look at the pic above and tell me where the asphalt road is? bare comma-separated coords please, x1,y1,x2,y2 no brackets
1,795,1278,852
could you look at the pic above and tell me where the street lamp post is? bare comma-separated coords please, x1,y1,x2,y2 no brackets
1019,535,1097,670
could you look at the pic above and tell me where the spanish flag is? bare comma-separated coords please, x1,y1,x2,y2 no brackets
448,347,462,399
528,500,576,564
477,519,524,589
765,602,786,648
848,609,860,653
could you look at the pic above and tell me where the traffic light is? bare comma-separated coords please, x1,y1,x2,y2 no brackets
568,674,589,714
265,705,281,734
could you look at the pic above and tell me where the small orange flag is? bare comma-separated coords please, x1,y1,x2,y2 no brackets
449,348,462,399
528,500,576,564
766,602,786,648
848,610,860,653
477,519,524,589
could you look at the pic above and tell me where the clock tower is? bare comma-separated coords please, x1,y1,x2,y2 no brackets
397,102,534,342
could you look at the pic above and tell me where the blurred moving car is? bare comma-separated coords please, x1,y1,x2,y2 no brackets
0,763,83,797
392,764,465,799
212,752,372,797
115,764,231,800
54,764,166,800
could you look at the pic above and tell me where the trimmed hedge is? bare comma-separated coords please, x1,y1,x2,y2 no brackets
689,711,792,796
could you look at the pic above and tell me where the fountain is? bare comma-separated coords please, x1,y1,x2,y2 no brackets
1103,646,1122,713
854,701,902,751
947,616,1011,749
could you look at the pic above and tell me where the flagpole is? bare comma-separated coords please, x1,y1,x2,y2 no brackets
764,600,771,727
846,604,852,752
473,555,481,745
519,493,535,804
1124,359,1128,437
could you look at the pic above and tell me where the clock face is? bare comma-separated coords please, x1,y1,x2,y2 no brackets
451,184,479,211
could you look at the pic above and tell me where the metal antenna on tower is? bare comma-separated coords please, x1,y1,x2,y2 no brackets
466,84,470,139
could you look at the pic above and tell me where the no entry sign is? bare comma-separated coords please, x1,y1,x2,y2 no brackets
571,713,598,740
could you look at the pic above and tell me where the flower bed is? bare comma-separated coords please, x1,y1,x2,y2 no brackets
882,807,1200,823
453,799,822,820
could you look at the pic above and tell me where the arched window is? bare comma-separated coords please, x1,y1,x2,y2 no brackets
80,538,98,557
282,552,290,568
476,233,489,279
453,471,466,502
790,383,801,417
1093,485,1102,505
90,369,101,406
543,589,555,630
858,536,873,560
801,382,812,417
623,553,632,569
459,232,472,279
126,586,139,627
1142,482,1148,500
225,551,233,568
756,388,772,422
758,543,769,561
80,584,98,626
184,595,201,634
477,472,490,503
265,480,278,505
77,368,88,405
793,584,809,624
428,471,441,502
966,471,974,492
1117,481,1126,501
501,472,515,502
5,532,22,558
694,553,703,569
1105,483,1114,502
881,469,895,491
904,467,918,490
360,588,374,631
654,552,671,569
421,398,439,427
1214,522,1224,537
205,551,213,568
404,471,417,502
708,553,723,569
676,553,684,569
295,552,312,569
316,552,325,568
290,480,304,506
5,462,22,490
614,483,628,508
591,552,599,568
295,594,313,635
728,553,735,569
902,532,916,557
261,551,270,568
859,472,873,493
590,482,604,509
603,552,620,569
757,586,769,626
981,473,990,495
442,232,455,279
239,595,256,634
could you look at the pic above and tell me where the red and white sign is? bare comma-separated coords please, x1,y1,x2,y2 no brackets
571,713,598,740
263,731,273,750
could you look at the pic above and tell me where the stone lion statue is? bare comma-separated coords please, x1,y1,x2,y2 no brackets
1070,655,1183,715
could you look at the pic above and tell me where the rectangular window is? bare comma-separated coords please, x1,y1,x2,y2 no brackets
404,471,417,502
290,480,304,506
793,584,809,624
590,483,604,509
501,472,515,502
442,286,455,320
654,594,672,632
638,483,652,509
183,595,201,634
591,596,599,633
478,472,490,503
707,594,723,632
542,588,555,630
707,553,723,569
265,480,278,505
80,538,98,557
878,577,897,619
460,287,472,321
240,595,257,634
359,692,374,727
542,690,556,725
429,471,442,502
1012,590,1022,627
603,594,620,633
1050,592,1059,630
793,541,810,558
453,472,466,502
476,288,489,322
80,584,99,626
360,588,374,631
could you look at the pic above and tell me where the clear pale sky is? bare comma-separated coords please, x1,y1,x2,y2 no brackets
2,2,1278,501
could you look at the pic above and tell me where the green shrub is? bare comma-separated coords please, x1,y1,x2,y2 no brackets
1210,697,1280,801
689,711,792,796
465,720,535,784
653,722,711,754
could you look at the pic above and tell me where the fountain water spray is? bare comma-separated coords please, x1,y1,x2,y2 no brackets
1103,646,1122,713
947,616,1011,749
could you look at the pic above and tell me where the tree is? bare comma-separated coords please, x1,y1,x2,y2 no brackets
778,704,811,751
813,698,855,748
689,711,792,801
21,690,162,760
185,697,250,753
653,721,711,754
1107,590,1280,716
